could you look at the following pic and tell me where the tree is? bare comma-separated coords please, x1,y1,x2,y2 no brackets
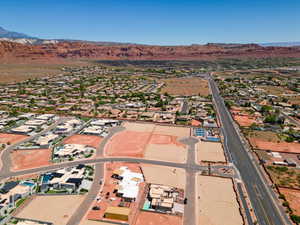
264,114,277,124
261,105,272,113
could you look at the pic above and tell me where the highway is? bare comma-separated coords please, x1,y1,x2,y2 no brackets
209,75,291,225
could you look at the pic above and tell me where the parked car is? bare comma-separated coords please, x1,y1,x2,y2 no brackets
92,206,100,210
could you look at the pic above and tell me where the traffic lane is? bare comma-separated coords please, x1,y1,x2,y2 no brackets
213,81,283,224
237,183,254,225
210,78,286,225
0,157,189,179
219,101,282,225
183,171,196,225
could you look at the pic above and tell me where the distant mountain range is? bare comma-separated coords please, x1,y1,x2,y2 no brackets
0,26,134,45
260,42,300,47
0,26,36,39
0,25,300,62
1,25,299,47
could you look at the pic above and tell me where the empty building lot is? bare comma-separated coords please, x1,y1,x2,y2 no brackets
197,175,243,225
63,134,103,149
15,195,85,225
123,122,155,132
80,220,115,225
104,122,189,163
141,164,186,189
279,188,300,216
160,77,210,96
11,149,52,171
144,143,187,163
135,211,182,225
0,133,28,145
197,141,226,163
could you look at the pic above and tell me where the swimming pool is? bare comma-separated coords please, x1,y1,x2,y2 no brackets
142,200,151,210
195,128,206,137
42,174,52,184
206,137,221,142
21,181,35,187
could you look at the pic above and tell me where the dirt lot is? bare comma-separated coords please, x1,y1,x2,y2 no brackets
161,77,209,96
197,175,243,225
0,133,28,145
141,164,186,189
124,122,190,138
279,188,300,216
105,123,188,162
135,211,182,225
145,144,187,163
15,195,85,225
11,149,52,171
249,139,300,154
0,63,62,84
123,122,155,132
259,85,292,96
233,115,257,127
80,220,114,225
63,134,103,148
104,130,151,157
197,141,226,163
246,131,300,153
153,125,190,138
287,95,300,105
266,166,300,189
247,130,281,143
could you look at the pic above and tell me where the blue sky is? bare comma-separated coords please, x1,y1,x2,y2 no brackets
0,0,299,45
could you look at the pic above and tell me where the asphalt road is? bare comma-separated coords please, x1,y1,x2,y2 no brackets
181,137,198,225
0,157,210,179
209,75,290,225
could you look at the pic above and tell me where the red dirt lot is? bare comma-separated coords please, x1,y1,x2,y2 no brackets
191,119,201,127
249,138,300,154
63,134,102,148
86,162,144,224
233,115,257,127
11,149,52,171
279,188,300,215
149,134,185,147
0,133,28,145
104,130,186,157
135,211,182,225
104,131,151,157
